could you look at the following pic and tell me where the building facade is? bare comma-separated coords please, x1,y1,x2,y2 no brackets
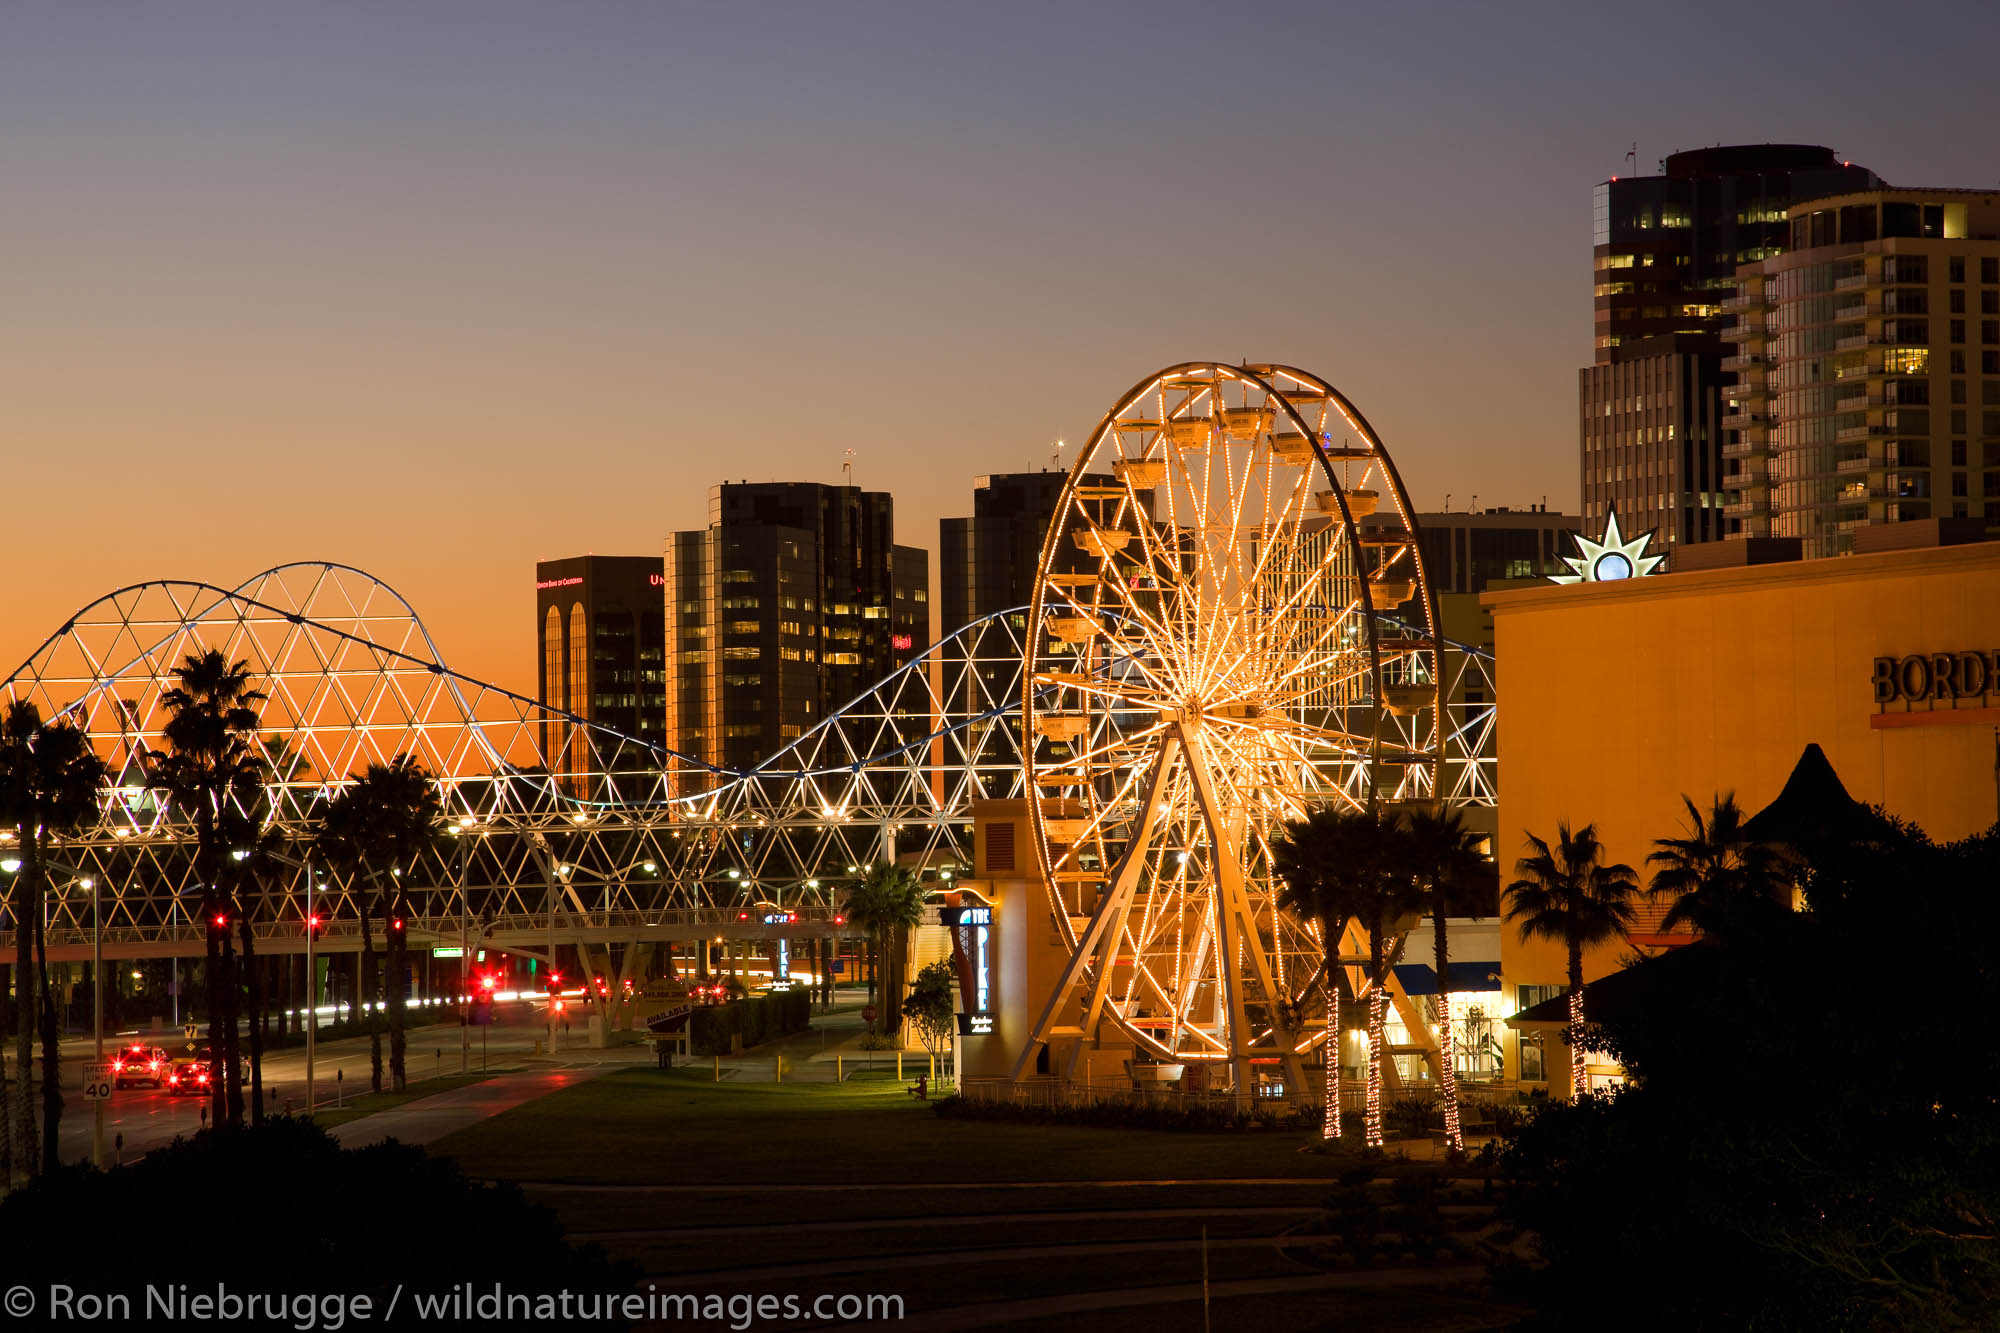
1485,533,2000,1096
1582,146,1880,553
938,470,1120,722
1721,188,2000,554
1365,506,1578,595
664,482,929,779
534,555,668,783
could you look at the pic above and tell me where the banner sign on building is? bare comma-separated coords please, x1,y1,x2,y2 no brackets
940,904,993,1035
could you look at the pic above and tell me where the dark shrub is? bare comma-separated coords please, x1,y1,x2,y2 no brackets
0,1118,633,1327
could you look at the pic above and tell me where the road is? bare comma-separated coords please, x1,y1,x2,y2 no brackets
40,989,881,1164
45,1003,648,1164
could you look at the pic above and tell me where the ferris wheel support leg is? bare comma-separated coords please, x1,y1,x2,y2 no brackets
1181,725,1305,1104
1007,737,1182,1085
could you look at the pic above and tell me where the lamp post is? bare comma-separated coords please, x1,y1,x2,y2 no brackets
304,859,317,1114
87,876,103,1168
451,816,476,1074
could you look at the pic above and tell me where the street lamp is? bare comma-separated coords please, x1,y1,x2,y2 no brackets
84,875,104,1168
246,843,321,1112
449,815,477,1074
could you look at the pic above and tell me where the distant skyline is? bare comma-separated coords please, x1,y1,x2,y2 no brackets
5,1,1996,698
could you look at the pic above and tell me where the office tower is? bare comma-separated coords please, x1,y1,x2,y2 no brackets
1580,146,1880,552
939,469,1146,726
664,482,930,778
1721,188,2000,554
534,555,668,786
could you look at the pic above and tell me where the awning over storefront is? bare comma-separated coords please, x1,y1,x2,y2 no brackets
1391,961,1502,996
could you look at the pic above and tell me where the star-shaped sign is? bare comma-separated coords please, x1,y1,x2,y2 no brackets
1551,509,1663,584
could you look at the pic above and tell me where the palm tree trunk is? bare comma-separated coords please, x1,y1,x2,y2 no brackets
196,820,230,1130
1567,943,1586,1098
219,932,244,1127
1365,923,1386,1150
1433,901,1462,1160
11,833,39,1177
884,925,905,1034
33,837,64,1173
1322,948,1341,1140
362,894,382,1094
237,914,265,1125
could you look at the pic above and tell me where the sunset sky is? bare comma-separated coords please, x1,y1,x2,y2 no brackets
5,1,1995,698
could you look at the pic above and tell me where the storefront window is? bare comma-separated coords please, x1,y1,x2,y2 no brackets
1520,1034,1547,1083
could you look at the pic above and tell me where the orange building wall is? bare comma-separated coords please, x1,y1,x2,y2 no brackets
1487,541,2000,1010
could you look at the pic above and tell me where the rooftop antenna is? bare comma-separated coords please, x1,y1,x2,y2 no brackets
1050,437,1065,471
842,448,855,485
1444,492,1452,513
1625,142,1638,176
1471,493,1479,514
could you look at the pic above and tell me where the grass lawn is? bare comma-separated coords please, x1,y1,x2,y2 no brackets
432,1068,1364,1186
422,1068,1520,1330
311,1069,519,1130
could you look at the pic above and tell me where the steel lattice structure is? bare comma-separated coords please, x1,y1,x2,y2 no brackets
0,547,1493,964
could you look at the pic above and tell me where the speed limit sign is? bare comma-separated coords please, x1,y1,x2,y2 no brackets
83,1064,113,1101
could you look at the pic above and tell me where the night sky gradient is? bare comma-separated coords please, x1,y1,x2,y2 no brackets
5,1,1996,694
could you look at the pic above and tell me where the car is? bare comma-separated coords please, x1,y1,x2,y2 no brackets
165,1058,214,1097
110,1043,170,1089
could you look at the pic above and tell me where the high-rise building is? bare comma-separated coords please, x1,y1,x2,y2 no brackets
1721,188,2000,554
664,482,929,779
1580,146,1880,553
937,471,1121,721
534,555,668,784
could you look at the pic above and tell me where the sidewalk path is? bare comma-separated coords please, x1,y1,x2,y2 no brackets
329,1064,612,1148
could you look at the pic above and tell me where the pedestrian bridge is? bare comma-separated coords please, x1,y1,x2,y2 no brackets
1,561,1494,961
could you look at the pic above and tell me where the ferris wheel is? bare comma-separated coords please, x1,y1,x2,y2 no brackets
1011,361,1441,1095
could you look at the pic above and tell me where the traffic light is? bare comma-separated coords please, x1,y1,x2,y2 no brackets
478,972,498,994
212,911,230,930
388,914,405,936
305,913,323,939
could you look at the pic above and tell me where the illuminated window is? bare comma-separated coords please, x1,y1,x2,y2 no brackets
543,607,563,708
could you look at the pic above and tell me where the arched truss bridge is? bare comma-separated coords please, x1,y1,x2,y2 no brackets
0,560,1493,961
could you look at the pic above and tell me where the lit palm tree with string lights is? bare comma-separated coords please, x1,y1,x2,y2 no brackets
1402,804,1489,1160
1504,822,1641,1097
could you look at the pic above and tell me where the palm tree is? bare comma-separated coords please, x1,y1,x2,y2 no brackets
1402,804,1489,1161
842,862,924,1034
146,651,268,1127
1647,794,1792,941
0,702,109,1175
1273,804,1417,1148
1504,822,1641,1098
1272,809,1361,1140
311,756,441,1092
